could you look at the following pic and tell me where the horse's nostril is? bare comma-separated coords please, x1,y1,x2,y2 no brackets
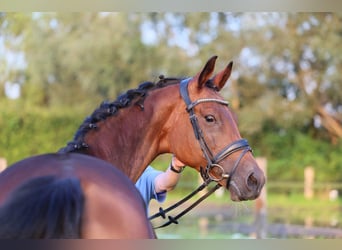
247,173,258,191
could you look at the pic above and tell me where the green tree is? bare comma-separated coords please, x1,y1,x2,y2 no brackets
234,13,342,142
23,13,161,107
1,12,341,181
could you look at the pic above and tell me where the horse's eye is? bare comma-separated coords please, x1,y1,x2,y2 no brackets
205,115,216,123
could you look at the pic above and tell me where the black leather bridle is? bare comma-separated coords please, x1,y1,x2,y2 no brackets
149,78,253,229
179,78,252,187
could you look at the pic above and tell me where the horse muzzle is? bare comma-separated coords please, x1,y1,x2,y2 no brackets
227,166,266,201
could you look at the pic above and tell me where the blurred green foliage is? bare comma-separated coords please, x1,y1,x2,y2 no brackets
0,12,341,184
0,99,86,164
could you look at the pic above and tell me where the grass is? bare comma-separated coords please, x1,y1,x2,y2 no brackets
266,192,342,228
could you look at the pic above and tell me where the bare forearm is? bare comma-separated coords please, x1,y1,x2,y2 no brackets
154,157,185,193
154,167,181,193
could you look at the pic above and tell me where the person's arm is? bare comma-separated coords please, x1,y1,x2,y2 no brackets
154,155,186,193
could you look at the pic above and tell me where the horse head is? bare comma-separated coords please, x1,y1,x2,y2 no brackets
169,55,265,201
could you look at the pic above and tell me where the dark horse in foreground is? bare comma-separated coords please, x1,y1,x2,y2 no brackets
0,56,265,238
0,154,153,238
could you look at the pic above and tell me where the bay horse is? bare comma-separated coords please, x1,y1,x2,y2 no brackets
0,154,155,239
0,55,265,238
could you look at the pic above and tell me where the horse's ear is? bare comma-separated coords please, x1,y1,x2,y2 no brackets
195,55,218,88
211,61,233,90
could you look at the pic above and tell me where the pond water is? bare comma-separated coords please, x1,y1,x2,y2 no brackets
151,200,262,239
150,198,342,239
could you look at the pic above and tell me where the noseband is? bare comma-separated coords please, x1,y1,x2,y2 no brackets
180,78,252,187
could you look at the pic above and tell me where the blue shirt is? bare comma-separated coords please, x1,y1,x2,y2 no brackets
135,166,167,212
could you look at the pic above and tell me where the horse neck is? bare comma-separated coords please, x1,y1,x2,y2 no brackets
83,84,180,182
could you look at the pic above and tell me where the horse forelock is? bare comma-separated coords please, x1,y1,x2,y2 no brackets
59,77,185,153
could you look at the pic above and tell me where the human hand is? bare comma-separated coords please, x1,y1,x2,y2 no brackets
171,155,186,170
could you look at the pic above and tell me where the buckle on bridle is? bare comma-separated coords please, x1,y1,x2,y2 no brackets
207,163,230,182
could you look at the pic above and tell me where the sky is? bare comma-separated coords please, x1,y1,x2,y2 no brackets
0,36,26,99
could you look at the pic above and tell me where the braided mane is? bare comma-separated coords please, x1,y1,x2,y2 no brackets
58,76,182,153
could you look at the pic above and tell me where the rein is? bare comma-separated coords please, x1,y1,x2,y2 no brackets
149,179,220,229
149,78,252,229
